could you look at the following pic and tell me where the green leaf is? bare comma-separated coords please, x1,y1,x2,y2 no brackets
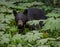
17,43,22,47
37,39,48,45
42,18,60,31
38,45,50,47
0,34,10,44
46,12,60,17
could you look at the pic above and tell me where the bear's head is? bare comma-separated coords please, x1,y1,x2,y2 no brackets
13,10,27,29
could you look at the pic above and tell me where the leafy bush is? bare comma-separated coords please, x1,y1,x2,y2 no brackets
0,0,60,47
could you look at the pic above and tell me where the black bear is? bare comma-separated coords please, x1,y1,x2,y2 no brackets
13,8,48,33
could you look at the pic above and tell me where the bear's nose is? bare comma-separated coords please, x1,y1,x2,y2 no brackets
18,20,23,26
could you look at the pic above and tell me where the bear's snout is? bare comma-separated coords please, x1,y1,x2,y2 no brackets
18,20,23,25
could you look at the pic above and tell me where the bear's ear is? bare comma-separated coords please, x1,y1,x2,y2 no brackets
13,10,17,16
23,9,28,15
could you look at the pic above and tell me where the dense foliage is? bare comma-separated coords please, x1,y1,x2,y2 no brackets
0,0,60,47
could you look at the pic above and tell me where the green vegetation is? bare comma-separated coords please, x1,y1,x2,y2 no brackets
0,0,60,47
